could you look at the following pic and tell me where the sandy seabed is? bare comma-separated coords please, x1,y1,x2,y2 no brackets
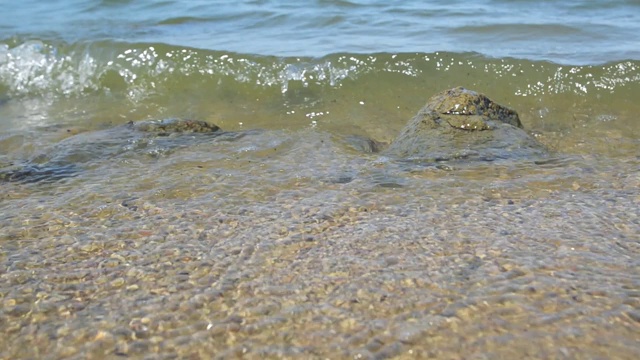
1,144,639,359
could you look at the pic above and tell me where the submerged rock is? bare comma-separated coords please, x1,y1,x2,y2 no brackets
1,90,547,184
385,87,545,162
0,118,222,183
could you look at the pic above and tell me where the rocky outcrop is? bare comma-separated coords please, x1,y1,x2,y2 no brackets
1,89,548,184
385,87,545,162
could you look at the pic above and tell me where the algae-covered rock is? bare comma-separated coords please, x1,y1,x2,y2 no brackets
385,87,545,162
129,118,221,134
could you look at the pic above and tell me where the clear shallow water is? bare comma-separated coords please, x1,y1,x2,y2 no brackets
1,0,639,359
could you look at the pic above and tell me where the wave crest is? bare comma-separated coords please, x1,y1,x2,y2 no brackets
1,39,639,102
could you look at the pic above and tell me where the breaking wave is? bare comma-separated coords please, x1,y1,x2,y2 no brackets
1,39,639,103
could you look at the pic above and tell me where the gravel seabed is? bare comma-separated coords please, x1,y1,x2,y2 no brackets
1,130,639,359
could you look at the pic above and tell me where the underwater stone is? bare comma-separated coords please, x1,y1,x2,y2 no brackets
385,87,545,162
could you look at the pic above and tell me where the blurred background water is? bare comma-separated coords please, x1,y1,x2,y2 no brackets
4,0,640,63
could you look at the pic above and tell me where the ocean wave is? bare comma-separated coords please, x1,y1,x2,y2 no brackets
1,39,639,101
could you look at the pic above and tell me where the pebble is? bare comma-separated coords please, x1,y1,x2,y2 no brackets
110,277,126,288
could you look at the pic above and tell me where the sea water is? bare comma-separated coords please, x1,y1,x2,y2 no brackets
1,1,639,358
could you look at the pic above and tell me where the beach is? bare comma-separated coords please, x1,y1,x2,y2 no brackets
1,0,640,358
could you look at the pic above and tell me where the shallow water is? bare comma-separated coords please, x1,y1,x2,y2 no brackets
1,111,639,358
1,0,640,359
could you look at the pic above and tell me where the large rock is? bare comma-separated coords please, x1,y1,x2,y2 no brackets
385,87,545,162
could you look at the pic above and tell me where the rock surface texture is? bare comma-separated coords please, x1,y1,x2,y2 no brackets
385,87,545,162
